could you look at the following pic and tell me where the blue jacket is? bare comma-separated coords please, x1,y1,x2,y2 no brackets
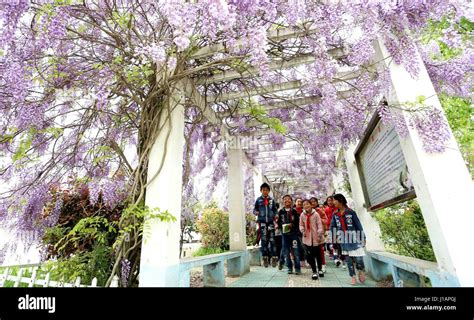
329,208,366,252
254,196,277,224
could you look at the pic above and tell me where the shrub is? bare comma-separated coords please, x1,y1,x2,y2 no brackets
40,183,123,286
42,184,122,259
374,200,436,262
40,245,113,286
192,247,225,257
246,213,258,246
196,204,229,250
193,205,258,252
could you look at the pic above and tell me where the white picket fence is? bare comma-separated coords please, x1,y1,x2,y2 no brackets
0,263,119,287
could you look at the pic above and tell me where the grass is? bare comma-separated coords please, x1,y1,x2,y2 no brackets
0,266,34,287
0,266,36,277
0,266,19,276
1,265,102,287
0,265,55,287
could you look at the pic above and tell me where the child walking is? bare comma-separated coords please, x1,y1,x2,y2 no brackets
325,196,339,262
330,193,367,285
253,183,279,268
299,199,325,280
277,195,301,274
310,197,328,274
294,198,306,268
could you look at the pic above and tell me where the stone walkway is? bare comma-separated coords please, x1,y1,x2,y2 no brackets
227,255,378,287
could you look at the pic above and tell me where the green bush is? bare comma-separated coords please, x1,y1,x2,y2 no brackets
192,247,225,257
440,95,474,178
246,213,258,246
194,205,257,252
0,267,27,288
196,204,229,250
374,201,436,262
41,184,121,259
40,245,113,286
39,183,122,286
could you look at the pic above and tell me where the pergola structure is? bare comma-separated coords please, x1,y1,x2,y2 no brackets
179,25,351,202
137,24,474,287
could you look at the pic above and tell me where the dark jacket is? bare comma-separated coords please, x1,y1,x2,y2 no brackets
254,196,277,224
277,207,299,235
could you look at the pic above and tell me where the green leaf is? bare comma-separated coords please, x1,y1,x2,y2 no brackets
113,55,123,65
242,99,287,134
77,24,88,34
112,11,133,29
92,62,103,70
459,16,474,32
0,133,15,144
43,127,64,139
416,95,426,104
12,128,36,162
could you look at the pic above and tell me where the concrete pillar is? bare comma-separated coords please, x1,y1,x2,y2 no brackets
178,270,191,287
227,136,247,251
253,167,263,200
373,38,474,286
329,170,343,196
138,83,185,287
344,145,386,252
203,261,225,287
329,151,345,195
227,253,250,276
249,247,262,266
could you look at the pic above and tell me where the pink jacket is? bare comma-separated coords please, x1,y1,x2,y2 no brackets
299,208,324,246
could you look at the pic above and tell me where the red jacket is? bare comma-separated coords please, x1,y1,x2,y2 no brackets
315,207,328,232
325,205,336,230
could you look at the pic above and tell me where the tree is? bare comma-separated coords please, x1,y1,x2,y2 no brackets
440,95,474,177
179,191,199,258
420,14,474,175
0,1,472,286
374,201,436,262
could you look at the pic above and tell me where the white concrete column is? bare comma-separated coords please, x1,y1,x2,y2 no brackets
329,150,345,196
373,38,474,286
253,166,263,201
343,145,386,252
138,83,185,287
329,170,342,196
227,136,247,251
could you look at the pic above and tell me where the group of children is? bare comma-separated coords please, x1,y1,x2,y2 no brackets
253,183,367,285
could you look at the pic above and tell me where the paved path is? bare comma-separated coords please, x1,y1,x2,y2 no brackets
227,255,379,287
